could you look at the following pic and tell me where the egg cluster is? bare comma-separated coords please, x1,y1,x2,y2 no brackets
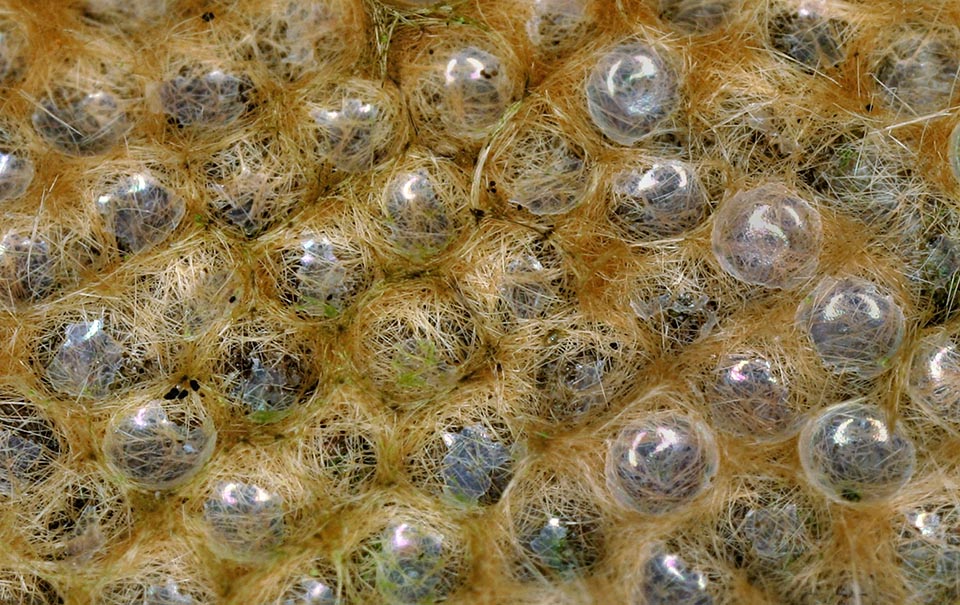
0,0,959,603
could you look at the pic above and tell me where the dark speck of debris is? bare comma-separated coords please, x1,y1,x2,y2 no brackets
201,11,215,22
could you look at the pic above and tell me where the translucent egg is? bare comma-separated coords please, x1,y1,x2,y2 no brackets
396,26,525,156
0,149,33,201
247,0,367,81
292,235,368,318
376,522,457,604
202,481,285,562
96,579,204,605
629,286,718,347
914,232,960,325
305,426,377,492
818,135,916,226
606,412,718,514
280,577,338,605
707,352,798,441
456,220,570,333
498,253,556,320
539,348,607,417
506,130,588,215
711,183,822,289
143,581,197,605
440,46,514,140
739,503,807,562
440,424,512,506
32,87,128,155
526,0,592,56
95,569,216,605
96,173,186,254
796,276,906,379
895,503,960,603
205,140,287,237
511,484,603,581
907,330,960,427
585,41,679,145
151,240,246,340
536,325,633,422
389,336,464,400
524,513,598,577
875,32,960,115
158,68,251,128
240,357,301,420
638,550,713,605
798,401,916,504
382,169,455,263
769,5,844,71
0,400,61,497
351,284,480,405
0,232,55,305
0,20,26,84
310,79,406,173
46,319,125,399
721,477,830,581
18,470,131,562
103,400,216,491
659,0,732,32
610,160,708,240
